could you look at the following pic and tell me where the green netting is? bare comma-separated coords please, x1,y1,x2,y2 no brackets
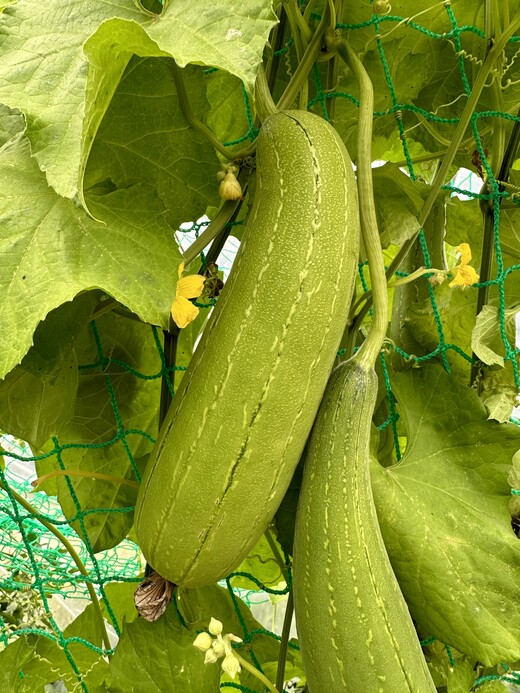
1,1,520,691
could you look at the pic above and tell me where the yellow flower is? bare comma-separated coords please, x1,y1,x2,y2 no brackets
449,243,479,290
171,261,205,328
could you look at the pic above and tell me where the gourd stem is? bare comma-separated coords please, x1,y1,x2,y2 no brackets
282,0,310,55
0,480,112,652
169,61,255,160
333,38,387,371
255,64,279,120
275,590,294,692
325,0,343,122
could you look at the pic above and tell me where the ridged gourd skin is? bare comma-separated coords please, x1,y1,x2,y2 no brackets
293,361,436,692
134,110,360,587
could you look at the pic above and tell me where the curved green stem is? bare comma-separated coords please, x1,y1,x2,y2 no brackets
302,0,318,25
255,63,279,120
277,5,330,110
170,62,235,159
32,469,139,491
183,183,246,268
327,0,337,32
264,528,289,583
266,6,288,95
0,480,112,652
235,652,278,693
351,14,520,329
170,62,255,160
275,590,294,692
350,265,448,318
283,0,312,46
333,39,387,370
325,0,343,121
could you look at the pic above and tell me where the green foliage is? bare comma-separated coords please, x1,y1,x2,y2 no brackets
85,58,220,230
0,127,182,379
0,0,276,200
0,1,519,691
231,532,285,591
108,602,220,692
371,365,520,665
35,313,159,551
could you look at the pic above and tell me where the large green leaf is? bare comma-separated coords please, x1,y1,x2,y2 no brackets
0,634,108,692
372,164,424,248
85,57,220,230
108,600,220,693
39,314,161,551
0,0,276,200
0,350,77,449
0,131,181,379
403,280,477,378
471,304,518,368
205,69,254,147
371,365,520,665
19,292,100,382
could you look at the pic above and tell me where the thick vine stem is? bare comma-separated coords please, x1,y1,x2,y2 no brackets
351,14,520,330
0,480,112,652
277,5,330,111
332,37,388,371
183,170,248,268
276,590,294,692
255,63,279,120
170,61,237,159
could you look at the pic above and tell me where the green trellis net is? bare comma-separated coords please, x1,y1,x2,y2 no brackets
1,1,520,691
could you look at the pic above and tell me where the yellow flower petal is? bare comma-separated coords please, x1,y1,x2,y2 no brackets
449,264,480,289
178,261,186,279
171,296,200,328
176,274,205,300
456,243,472,266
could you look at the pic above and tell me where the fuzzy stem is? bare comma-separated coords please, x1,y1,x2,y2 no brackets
235,652,278,693
334,38,387,370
